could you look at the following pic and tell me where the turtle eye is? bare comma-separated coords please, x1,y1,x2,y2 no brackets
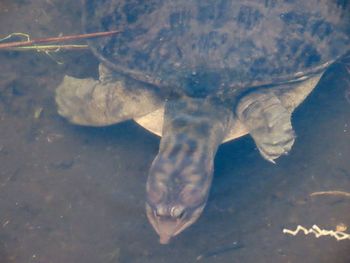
154,205,167,217
170,206,185,218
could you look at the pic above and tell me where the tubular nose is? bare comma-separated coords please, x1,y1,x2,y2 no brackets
156,218,179,244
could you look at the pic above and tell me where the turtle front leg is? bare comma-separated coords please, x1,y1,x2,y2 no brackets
55,64,162,126
236,91,295,163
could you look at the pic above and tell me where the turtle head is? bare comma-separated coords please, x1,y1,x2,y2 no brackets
145,97,231,244
146,152,213,244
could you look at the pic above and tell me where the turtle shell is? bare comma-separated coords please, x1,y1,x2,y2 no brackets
83,0,349,97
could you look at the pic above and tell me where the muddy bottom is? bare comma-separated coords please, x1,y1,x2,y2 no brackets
0,1,349,263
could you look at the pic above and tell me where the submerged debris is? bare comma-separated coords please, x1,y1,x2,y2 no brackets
309,191,350,198
283,224,350,241
33,106,43,119
196,241,244,261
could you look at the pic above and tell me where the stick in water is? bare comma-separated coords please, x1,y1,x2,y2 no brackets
0,30,120,49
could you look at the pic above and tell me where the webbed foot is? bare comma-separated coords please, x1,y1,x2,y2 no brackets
56,76,119,126
55,64,162,126
236,92,295,163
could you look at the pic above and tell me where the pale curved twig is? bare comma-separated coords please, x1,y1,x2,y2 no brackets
283,225,350,241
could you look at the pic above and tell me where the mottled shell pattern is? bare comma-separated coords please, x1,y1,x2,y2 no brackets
83,0,349,98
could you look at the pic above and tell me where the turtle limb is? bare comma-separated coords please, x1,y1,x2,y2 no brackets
236,91,295,163
236,74,322,163
55,64,163,126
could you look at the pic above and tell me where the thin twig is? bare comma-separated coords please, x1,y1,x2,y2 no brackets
310,191,350,197
6,44,88,51
0,30,120,49
5,44,89,51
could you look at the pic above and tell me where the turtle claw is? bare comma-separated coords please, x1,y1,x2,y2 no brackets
237,92,296,162
257,135,295,163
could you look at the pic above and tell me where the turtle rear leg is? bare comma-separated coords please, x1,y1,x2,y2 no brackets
236,91,295,163
55,64,162,126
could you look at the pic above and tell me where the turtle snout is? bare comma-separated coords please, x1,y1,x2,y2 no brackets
145,202,206,244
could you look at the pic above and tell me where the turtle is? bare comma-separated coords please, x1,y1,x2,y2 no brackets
55,0,349,244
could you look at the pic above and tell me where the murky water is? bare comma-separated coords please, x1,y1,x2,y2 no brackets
0,1,349,263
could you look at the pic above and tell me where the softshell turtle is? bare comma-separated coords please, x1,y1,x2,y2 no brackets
56,0,349,244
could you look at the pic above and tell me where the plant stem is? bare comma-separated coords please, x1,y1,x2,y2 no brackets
0,30,120,49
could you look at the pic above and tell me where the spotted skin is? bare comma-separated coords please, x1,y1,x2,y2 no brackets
146,97,232,243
